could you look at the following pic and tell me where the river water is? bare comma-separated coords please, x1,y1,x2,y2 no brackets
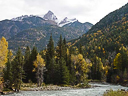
4,83,128,96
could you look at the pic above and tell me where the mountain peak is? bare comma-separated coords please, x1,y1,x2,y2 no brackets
43,10,58,22
59,17,77,27
11,15,34,21
47,10,54,14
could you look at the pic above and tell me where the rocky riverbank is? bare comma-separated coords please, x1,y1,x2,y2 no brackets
1,83,94,95
3,83,128,96
1,86,75,95
20,83,91,91
21,85,74,91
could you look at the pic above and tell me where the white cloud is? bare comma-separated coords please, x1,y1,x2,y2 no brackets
0,0,127,24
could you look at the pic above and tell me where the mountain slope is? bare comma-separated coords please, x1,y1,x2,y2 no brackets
8,22,93,52
0,11,93,52
63,21,93,34
70,3,128,58
8,25,64,52
0,16,56,39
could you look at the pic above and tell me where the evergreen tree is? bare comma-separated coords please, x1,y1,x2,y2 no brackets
79,43,83,55
45,34,55,84
56,35,70,84
49,58,57,84
58,57,70,84
63,38,67,63
3,50,13,89
91,56,104,80
23,46,31,83
56,35,63,60
28,46,38,83
114,46,128,72
67,47,76,85
12,48,24,92
63,38,66,46
47,34,55,59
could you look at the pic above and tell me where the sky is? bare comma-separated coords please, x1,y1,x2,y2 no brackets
0,0,128,24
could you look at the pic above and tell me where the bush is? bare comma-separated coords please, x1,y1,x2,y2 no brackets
76,81,91,88
103,89,128,96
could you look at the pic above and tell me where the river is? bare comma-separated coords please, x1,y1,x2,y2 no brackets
3,83,128,96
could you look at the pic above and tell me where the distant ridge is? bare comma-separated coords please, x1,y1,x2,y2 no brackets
0,10,93,52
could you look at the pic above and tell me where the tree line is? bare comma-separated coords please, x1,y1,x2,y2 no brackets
1,35,91,92
1,34,128,92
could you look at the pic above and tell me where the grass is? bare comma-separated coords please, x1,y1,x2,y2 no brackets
103,89,128,96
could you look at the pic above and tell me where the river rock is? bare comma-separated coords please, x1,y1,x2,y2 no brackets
121,89,125,91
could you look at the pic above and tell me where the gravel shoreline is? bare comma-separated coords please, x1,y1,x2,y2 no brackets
2,84,91,95
22,86,73,91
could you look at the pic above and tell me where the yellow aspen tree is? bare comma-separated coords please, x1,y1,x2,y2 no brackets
0,37,8,91
71,54,92,83
114,53,121,70
0,37,8,71
33,53,45,87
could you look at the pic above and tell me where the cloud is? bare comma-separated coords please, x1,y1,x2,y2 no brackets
0,0,128,24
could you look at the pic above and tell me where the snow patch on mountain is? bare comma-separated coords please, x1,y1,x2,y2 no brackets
11,15,36,21
43,11,58,22
59,17,77,27
11,11,78,27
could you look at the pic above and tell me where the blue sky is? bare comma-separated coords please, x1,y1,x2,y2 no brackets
0,0,128,24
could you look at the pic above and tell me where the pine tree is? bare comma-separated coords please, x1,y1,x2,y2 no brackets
28,46,38,83
91,56,104,80
55,35,70,84
58,57,70,84
63,38,67,63
56,35,63,60
50,58,58,84
23,46,31,83
61,57,70,84
3,50,13,89
79,43,83,55
12,48,24,92
47,34,55,59
45,34,55,84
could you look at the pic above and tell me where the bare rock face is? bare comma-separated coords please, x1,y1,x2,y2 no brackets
43,11,58,22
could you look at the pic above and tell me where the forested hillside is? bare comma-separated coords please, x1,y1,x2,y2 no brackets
71,3,128,59
8,22,92,52
70,3,128,83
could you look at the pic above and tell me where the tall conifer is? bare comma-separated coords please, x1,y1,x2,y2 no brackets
56,35,63,60
12,48,24,92
23,46,31,83
45,34,55,84
3,50,13,89
28,46,38,83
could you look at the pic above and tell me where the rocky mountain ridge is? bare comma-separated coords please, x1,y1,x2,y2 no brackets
0,10,93,52
11,10,81,27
